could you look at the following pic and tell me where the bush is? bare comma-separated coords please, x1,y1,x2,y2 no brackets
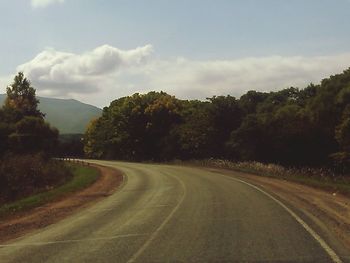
185,159,350,195
187,158,350,182
330,152,350,174
0,154,72,203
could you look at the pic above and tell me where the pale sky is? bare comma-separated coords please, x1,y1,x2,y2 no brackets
1,0,350,107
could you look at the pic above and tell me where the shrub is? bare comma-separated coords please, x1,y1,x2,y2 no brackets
0,154,72,203
187,158,350,182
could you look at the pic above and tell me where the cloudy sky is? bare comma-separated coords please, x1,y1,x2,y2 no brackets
1,0,350,107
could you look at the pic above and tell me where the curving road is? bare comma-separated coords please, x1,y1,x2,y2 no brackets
0,161,346,262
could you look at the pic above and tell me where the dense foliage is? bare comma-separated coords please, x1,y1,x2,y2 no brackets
0,154,71,203
56,134,84,158
0,73,71,203
0,73,58,156
84,69,350,172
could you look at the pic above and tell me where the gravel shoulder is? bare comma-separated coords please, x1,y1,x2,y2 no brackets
0,164,123,244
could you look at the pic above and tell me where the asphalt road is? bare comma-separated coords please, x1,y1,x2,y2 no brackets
0,161,345,262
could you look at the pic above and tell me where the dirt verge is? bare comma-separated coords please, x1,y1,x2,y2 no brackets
206,167,350,254
0,164,123,244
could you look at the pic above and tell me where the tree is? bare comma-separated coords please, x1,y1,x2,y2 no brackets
84,92,183,161
83,67,350,170
336,106,350,152
3,72,43,122
208,96,243,157
84,118,111,159
239,90,269,114
1,72,58,155
174,100,216,159
9,116,58,154
332,105,350,172
227,114,266,161
0,109,12,156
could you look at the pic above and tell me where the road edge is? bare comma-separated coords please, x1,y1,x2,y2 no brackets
200,166,350,262
0,164,124,244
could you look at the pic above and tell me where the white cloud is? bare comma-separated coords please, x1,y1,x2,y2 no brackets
17,44,153,97
0,75,12,94
15,44,350,107
144,54,350,99
31,0,65,8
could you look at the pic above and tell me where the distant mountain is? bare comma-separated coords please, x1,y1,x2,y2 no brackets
0,94,102,134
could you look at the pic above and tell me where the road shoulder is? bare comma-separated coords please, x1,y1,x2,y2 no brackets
203,167,350,257
0,164,123,244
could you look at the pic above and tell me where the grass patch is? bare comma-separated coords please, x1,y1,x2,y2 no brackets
0,164,99,218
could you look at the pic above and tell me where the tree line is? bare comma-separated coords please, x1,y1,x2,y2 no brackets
84,68,350,172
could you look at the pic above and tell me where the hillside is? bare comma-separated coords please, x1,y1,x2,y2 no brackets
0,94,101,134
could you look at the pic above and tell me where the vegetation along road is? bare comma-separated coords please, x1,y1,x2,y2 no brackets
0,160,348,262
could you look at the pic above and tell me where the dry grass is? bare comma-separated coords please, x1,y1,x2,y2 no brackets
179,159,350,195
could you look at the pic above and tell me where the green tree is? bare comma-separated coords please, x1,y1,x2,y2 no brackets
83,67,350,170
331,105,350,172
84,118,114,159
84,92,183,161
208,96,242,157
336,107,350,152
3,72,43,122
9,116,58,154
174,100,216,159
239,90,268,114
227,114,266,161
1,72,58,155
0,109,12,156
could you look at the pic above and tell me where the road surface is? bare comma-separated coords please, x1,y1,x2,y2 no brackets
0,160,346,262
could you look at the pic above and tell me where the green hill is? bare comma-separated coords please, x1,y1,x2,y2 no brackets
0,94,102,134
